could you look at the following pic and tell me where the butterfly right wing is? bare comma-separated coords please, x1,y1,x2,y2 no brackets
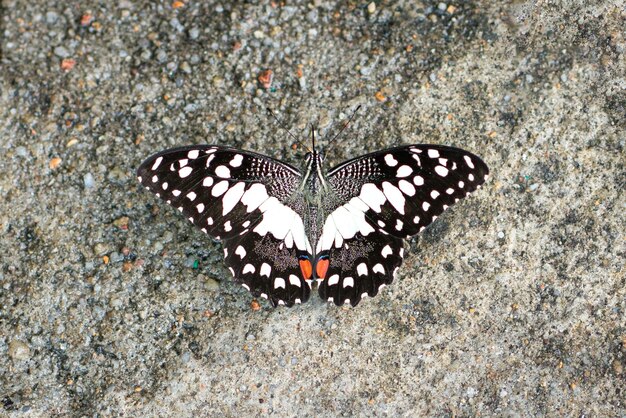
137,145,313,306
317,144,489,306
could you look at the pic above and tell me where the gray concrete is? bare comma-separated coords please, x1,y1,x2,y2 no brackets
1,0,624,416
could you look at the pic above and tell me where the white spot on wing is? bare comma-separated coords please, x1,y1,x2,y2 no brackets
373,264,384,274
162,182,168,190
396,165,413,178
435,165,449,177
172,189,181,196
221,182,246,215
202,177,214,187
196,203,205,213
359,184,387,213
422,202,430,211
427,149,440,158
464,155,475,168
241,184,269,212
152,175,158,183
381,245,392,258
384,154,398,167
328,274,339,286
348,197,369,212
211,180,229,197
235,245,246,259
458,181,465,188
187,150,199,159
274,277,286,289
215,165,230,178
398,180,416,196
413,175,424,186
229,154,244,167
382,182,406,215
224,221,232,232
343,277,354,288
357,263,368,276
289,274,301,287
260,263,271,277
242,264,255,274
395,219,403,230
151,156,163,170
178,166,193,178
430,190,440,199
186,191,197,201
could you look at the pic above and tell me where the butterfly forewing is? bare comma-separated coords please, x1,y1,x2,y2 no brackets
318,144,489,305
137,145,313,306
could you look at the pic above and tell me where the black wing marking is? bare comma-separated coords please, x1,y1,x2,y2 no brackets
137,145,312,306
317,144,489,306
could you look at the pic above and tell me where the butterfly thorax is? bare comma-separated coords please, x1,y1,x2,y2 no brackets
300,150,327,194
299,150,329,254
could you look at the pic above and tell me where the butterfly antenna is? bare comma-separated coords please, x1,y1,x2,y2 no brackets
266,107,311,152
325,105,362,153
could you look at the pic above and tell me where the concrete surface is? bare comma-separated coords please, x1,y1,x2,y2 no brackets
1,0,624,416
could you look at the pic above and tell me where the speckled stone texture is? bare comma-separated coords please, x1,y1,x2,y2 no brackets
1,0,624,416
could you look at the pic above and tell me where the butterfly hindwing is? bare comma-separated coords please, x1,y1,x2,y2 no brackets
318,144,489,305
223,232,311,306
317,231,404,306
137,145,313,306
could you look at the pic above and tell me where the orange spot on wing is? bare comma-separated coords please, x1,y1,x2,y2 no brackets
315,259,329,279
299,259,313,280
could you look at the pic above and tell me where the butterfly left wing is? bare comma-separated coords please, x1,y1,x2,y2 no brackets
137,145,313,307
318,144,489,306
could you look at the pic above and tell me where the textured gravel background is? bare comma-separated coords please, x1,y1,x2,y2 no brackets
1,0,624,416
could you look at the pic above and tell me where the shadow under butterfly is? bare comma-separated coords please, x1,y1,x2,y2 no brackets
137,122,489,307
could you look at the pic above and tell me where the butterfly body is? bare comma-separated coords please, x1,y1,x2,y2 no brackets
138,138,489,307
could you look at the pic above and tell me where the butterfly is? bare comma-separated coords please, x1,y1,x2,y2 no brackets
137,130,489,307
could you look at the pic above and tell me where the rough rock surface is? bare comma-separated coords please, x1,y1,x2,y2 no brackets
1,0,624,415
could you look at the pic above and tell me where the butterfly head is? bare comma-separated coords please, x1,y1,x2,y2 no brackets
303,148,325,174
302,127,328,190
304,126,325,165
